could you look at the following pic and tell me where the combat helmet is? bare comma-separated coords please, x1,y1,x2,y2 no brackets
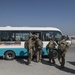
61,35,66,40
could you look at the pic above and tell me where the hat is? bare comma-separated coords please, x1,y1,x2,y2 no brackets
61,35,66,39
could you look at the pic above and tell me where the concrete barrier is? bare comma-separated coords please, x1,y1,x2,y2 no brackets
72,39,75,44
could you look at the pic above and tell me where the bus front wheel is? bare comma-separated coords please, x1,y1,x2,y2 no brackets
4,51,16,60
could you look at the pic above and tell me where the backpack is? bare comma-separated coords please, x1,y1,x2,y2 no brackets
35,39,43,48
58,42,66,51
48,41,55,49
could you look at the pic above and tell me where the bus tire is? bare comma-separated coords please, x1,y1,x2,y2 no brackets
53,50,58,59
4,51,16,60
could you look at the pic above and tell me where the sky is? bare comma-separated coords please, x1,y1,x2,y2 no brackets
0,0,75,36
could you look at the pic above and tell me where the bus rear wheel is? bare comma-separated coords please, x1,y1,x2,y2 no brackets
4,51,15,60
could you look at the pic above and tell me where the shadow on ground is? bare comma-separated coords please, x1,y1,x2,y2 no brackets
55,64,75,74
67,61,75,66
15,57,28,65
0,57,4,60
41,58,75,74
41,58,55,66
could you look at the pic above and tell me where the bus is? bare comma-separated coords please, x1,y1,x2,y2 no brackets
0,26,62,60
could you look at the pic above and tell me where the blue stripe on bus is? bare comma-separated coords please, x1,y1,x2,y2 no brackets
0,48,58,56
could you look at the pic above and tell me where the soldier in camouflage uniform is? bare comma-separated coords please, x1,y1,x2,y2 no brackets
46,37,58,65
35,37,43,62
30,32,43,62
24,32,36,65
58,36,70,68
25,32,43,65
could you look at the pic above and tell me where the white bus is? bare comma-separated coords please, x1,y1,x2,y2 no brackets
0,26,62,60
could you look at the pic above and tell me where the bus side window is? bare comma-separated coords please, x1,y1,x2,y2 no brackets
42,34,45,41
0,32,1,41
10,31,21,41
42,32,50,41
15,36,21,41
10,31,30,41
1,31,10,41
20,32,29,41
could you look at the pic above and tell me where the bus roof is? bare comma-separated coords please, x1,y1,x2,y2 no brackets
0,26,61,31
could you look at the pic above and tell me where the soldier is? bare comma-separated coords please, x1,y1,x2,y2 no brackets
24,32,35,65
35,37,43,62
25,32,43,64
31,32,43,62
58,36,70,68
46,36,58,65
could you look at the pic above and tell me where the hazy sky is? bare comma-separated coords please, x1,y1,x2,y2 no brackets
0,0,75,36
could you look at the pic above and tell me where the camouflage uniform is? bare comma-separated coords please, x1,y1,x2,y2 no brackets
31,33,43,62
24,38,33,65
24,33,36,65
35,38,43,62
25,32,43,64
58,36,70,68
46,37,57,65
